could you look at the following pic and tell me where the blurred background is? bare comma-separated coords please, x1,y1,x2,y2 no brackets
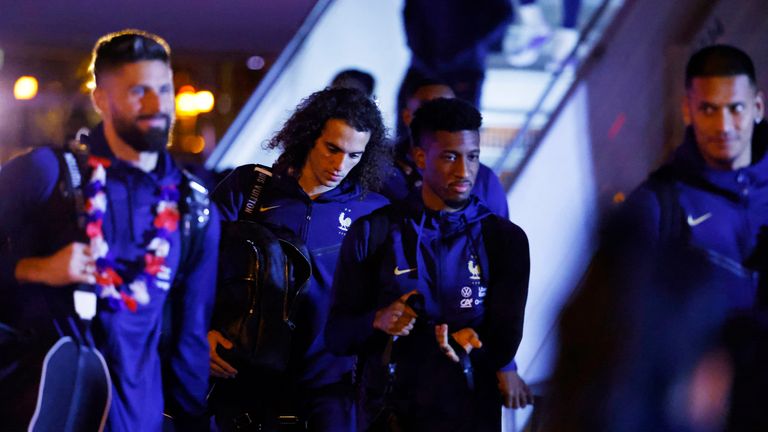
2,0,768,429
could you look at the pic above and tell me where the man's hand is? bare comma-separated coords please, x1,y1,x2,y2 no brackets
14,242,96,286
435,324,482,362
497,370,534,409
208,330,237,379
373,290,418,336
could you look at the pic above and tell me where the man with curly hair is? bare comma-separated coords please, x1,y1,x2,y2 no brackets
210,87,391,430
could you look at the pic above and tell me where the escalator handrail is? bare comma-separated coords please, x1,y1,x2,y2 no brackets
491,0,626,181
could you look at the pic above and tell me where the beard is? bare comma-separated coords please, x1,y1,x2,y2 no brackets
113,113,172,153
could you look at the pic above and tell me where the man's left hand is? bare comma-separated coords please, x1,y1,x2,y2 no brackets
435,324,482,362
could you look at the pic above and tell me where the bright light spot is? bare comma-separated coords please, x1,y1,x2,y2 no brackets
182,135,206,154
176,87,215,116
14,76,38,100
194,91,215,113
85,79,96,91
176,88,198,117
246,56,265,70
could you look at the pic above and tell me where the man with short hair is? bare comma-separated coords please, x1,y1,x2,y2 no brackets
210,87,390,431
327,98,530,431
0,30,220,430
381,80,510,219
624,44,766,311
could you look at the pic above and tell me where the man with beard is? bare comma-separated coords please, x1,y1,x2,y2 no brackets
0,30,219,431
326,98,530,431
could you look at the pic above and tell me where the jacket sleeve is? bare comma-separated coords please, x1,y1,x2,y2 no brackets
0,148,60,290
164,205,221,427
325,215,383,356
483,220,530,370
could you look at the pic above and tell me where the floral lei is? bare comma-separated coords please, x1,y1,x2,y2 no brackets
84,155,180,312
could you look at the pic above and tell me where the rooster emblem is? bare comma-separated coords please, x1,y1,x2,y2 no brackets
338,211,352,232
468,258,481,280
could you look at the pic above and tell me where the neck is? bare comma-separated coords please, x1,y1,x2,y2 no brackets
103,121,159,173
298,167,332,200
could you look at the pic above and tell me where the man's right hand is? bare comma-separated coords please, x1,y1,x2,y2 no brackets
208,330,238,379
14,242,96,286
373,290,418,336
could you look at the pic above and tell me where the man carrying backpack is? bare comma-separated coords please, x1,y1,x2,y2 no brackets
326,98,530,431
622,45,766,312
0,30,220,431
209,87,391,431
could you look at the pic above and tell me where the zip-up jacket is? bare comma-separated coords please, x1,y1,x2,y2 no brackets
624,125,768,310
213,165,389,389
326,195,529,430
0,124,220,431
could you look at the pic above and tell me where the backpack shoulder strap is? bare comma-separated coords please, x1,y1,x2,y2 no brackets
161,169,212,356
52,142,90,232
237,164,273,223
646,165,689,244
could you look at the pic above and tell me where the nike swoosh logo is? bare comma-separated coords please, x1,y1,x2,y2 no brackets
394,266,417,276
259,205,281,212
687,212,712,227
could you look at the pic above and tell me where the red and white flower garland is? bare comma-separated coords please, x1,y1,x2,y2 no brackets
84,156,180,312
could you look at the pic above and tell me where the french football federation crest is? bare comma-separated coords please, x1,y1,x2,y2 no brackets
468,257,481,280
338,209,352,232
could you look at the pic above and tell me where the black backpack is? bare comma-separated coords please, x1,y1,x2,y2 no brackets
212,221,311,372
211,164,312,373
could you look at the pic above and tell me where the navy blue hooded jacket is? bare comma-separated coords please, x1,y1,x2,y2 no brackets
326,195,529,429
213,165,388,389
624,125,768,311
0,124,220,431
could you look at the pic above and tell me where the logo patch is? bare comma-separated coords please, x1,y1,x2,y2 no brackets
687,212,712,227
461,286,472,298
338,209,352,232
468,258,481,280
259,205,281,212
478,287,487,298
394,266,417,276
460,298,473,308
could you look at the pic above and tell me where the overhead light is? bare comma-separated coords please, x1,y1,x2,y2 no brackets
14,76,38,100
246,56,265,71
176,86,215,117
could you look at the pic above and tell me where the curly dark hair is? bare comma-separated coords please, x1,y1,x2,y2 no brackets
267,87,391,192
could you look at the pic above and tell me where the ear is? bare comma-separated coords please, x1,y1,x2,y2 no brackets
755,90,765,122
413,145,426,170
91,87,107,116
681,95,692,126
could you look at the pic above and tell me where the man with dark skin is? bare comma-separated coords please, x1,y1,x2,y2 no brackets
328,98,530,431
